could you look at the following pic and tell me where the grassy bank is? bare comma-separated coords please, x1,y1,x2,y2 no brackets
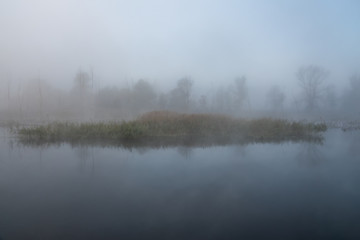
15,111,327,145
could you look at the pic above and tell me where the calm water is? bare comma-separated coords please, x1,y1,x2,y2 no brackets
0,129,359,239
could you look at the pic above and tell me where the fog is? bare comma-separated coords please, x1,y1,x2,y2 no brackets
1,0,360,122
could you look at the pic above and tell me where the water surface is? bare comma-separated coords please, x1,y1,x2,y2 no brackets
0,129,359,239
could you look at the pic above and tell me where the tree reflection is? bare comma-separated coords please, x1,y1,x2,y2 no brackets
234,144,247,158
135,147,149,155
177,146,193,159
296,143,325,167
74,146,95,173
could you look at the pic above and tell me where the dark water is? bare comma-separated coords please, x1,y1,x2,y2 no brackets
0,129,359,240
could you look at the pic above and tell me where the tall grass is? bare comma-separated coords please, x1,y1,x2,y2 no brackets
17,111,327,144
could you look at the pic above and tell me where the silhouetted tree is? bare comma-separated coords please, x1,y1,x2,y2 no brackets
169,77,193,112
73,69,91,93
297,65,328,111
72,69,93,119
198,95,208,112
177,77,193,107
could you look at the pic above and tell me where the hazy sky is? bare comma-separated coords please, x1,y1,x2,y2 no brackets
1,0,360,97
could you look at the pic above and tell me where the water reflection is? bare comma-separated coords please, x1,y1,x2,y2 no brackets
296,142,325,167
233,144,247,158
0,129,359,239
348,131,360,156
134,147,150,155
73,146,97,174
177,146,193,159
16,134,324,149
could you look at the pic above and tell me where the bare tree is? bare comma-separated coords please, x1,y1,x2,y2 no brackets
74,69,91,93
297,65,328,111
72,69,92,119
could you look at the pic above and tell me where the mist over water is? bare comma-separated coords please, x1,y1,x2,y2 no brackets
1,0,360,122
1,1,360,239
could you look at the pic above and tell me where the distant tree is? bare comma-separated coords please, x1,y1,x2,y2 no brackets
132,79,157,113
72,69,93,119
73,69,91,93
177,77,193,108
213,86,232,113
7,77,11,111
266,85,286,111
95,86,135,119
169,77,193,112
233,76,248,111
342,74,360,114
96,87,122,109
157,93,168,110
297,65,328,111
198,95,208,112
17,82,24,117
133,79,156,101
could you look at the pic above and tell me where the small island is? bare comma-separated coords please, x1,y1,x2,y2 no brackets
16,111,327,147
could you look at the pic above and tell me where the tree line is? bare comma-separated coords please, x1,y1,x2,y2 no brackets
0,64,359,122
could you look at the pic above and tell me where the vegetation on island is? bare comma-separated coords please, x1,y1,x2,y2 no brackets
16,111,327,146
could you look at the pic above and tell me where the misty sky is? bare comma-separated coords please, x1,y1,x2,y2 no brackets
1,0,360,98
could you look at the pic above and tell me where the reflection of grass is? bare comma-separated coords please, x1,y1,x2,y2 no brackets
16,111,327,144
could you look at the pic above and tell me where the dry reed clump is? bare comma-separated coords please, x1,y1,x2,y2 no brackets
17,111,327,142
137,111,244,137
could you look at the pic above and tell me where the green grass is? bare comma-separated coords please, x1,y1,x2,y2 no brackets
16,111,327,145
